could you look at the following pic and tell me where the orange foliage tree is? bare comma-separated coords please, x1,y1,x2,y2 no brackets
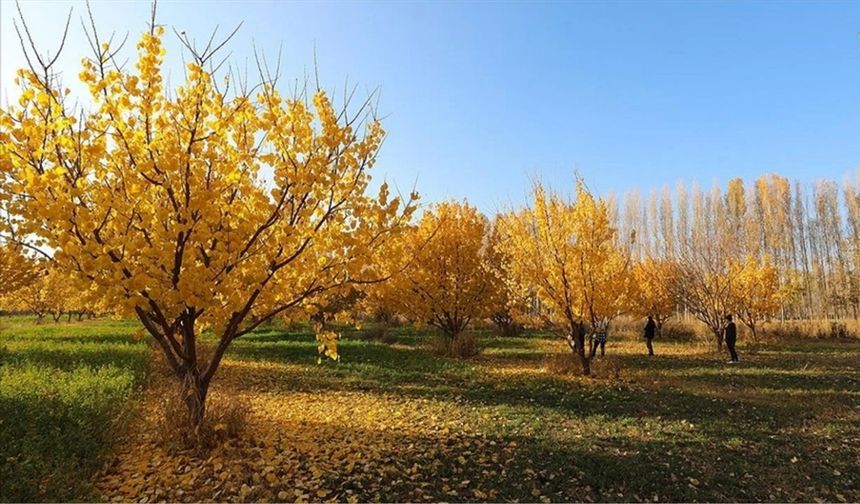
0,14,416,428
629,258,678,335
728,255,790,339
499,181,632,375
381,201,497,343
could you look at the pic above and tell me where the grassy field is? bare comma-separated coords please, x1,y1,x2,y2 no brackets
0,317,150,501
2,317,858,502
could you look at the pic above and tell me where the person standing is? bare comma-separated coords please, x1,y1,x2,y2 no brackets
644,315,657,356
569,319,587,355
590,319,607,358
575,319,586,353
724,314,739,363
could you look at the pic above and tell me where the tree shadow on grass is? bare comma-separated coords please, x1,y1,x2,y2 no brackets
7,333,139,345
182,325,860,502
102,398,858,503
221,327,858,455
0,394,121,501
2,343,148,373
761,338,860,355
666,368,860,394
220,346,816,445
226,335,477,395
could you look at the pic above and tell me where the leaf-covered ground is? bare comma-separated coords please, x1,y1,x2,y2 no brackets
93,324,860,503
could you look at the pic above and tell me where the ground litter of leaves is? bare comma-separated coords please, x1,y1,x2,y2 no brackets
96,367,523,503
94,330,859,503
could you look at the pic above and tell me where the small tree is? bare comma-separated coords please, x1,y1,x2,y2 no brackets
383,201,496,348
630,258,678,336
670,260,737,350
500,181,631,375
729,255,787,340
12,269,58,323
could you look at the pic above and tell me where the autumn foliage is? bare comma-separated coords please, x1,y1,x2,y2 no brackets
0,244,39,298
498,181,632,375
378,201,497,350
728,255,792,339
629,258,678,335
0,0,850,445
2,5,860,504
0,21,415,427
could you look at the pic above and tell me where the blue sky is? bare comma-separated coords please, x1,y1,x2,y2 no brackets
3,0,860,212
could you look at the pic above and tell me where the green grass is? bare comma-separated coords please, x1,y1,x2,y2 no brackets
0,317,150,502
225,324,860,502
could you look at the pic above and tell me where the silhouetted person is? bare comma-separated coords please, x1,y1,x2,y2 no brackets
644,315,656,356
724,314,739,363
569,320,585,353
574,320,586,354
590,320,607,358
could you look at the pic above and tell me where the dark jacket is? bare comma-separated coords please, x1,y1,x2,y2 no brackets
644,319,657,339
724,322,737,341
574,321,586,349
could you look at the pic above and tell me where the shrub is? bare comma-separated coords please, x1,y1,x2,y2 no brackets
491,312,524,337
428,332,481,359
363,323,398,344
761,320,860,340
820,321,853,339
661,320,698,340
607,317,640,338
157,390,251,453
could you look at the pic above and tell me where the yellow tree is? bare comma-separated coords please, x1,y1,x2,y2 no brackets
629,258,677,335
0,14,416,428
500,181,631,375
670,261,737,349
729,255,787,340
385,201,496,343
9,266,73,322
66,280,110,320
486,216,524,337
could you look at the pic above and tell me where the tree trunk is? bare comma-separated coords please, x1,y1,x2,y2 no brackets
182,371,208,432
566,331,591,376
577,349,591,375
713,327,724,351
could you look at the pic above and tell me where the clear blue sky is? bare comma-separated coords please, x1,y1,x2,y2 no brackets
3,0,860,212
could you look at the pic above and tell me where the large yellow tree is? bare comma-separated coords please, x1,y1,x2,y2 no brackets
0,18,416,428
384,201,497,342
499,181,631,375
